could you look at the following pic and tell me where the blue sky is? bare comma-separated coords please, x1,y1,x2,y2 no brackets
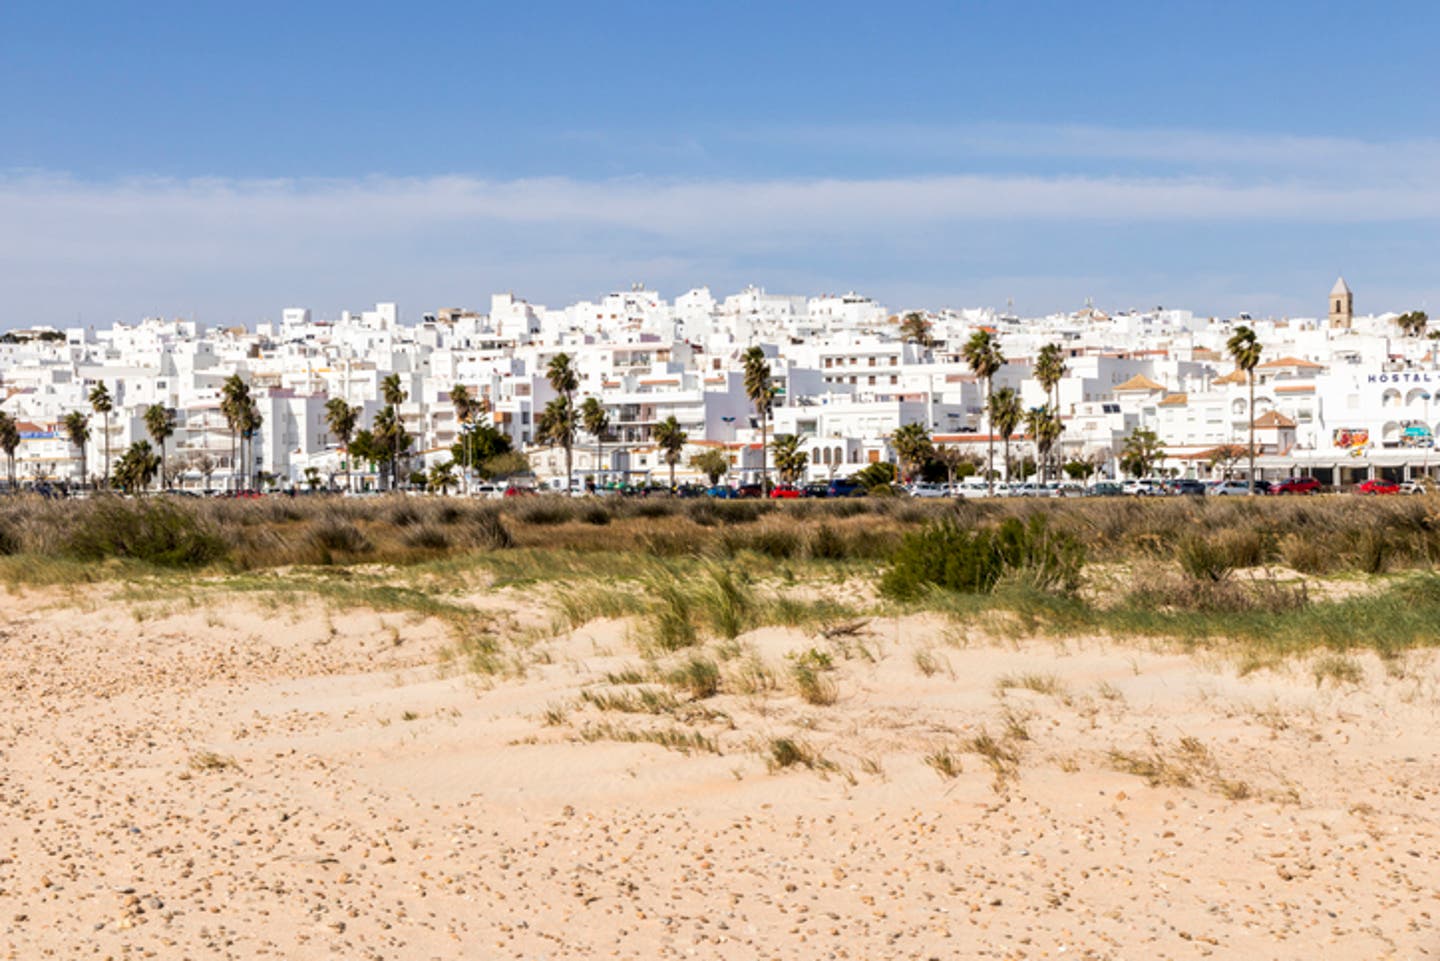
2,1,1438,326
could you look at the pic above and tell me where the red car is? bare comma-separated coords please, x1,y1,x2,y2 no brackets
769,484,803,499
1356,479,1399,495
1271,476,1322,495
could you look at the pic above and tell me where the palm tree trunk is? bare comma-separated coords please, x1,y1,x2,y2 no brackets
103,414,110,489
1003,436,1011,484
565,442,573,495
760,415,769,495
985,378,995,495
1248,376,1256,494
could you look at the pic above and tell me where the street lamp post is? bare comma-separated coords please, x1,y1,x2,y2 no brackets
1422,391,1432,484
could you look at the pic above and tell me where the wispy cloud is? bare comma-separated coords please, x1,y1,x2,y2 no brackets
2,127,1439,325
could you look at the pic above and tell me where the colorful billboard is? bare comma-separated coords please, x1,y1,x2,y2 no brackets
1333,428,1369,453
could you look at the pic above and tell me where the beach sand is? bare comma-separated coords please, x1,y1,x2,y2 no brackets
2,582,1438,959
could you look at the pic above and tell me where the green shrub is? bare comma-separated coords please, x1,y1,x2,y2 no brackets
63,499,228,568
880,514,1083,599
311,516,374,554
1176,534,1232,582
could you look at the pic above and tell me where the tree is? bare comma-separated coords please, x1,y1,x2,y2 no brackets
1035,343,1068,414
324,397,360,493
449,385,480,495
770,433,809,484
851,461,897,491
1397,310,1430,338
1120,427,1166,479
88,381,114,489
545,353,580,493
0,411,17,490
114,440,160,494
193,451,217,490
427,460,458,495
1206,443,1248,479
62,410,91,490
899,311,934,349
239,399,263,492
221,374,250,492
483,450,531,481
653,415,688,490
988,386,1023,483
449,423,512,476
1226,325,1263,494
1063,456,1100,482
381,374,408,490
303,466,323,491
347,428,385,488
889,422,933,483
144,403,176,492
580,397,610,490
689,448,731,486
962,330,1004,495
743,347,777,495
373,405,408,491
1025,406,1063,483
536,397,577,490
931,444,970,487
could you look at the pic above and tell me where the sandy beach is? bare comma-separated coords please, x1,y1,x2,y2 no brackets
3,579,1438,960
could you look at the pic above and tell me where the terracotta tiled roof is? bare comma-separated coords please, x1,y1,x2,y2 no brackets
1113,374,1166,392
1257,356,1323,369
1158,393,1188,407
1213,368,1248,385
1253,410,1297,429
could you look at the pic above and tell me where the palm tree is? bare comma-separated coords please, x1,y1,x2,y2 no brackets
580,397,610,491
1025,406,1063,483
0,412,18,491
324,397,360,493
1226,325,1263,494
144,403,176,492
899,312,934,350
743,347,776,495
88,382,114,489
770,433,809,485
536,397,577,491
889,422,933,483
652,415,688,490
545,354,580,493
221,374,250,492
449,385,478,495
373,405,406,491
239,399,263,491
988,386,1022,483
381,374,407,489
62,411,91,490
428,460,458,495
114,440,160,495
1035,343,1068,413
961,330,1005,494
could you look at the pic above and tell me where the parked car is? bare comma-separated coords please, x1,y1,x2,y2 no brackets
706,484,739,499
1270,476,1322,495
769,484,803,499
906,482,949,498
1122,478,1166,496
1355,479,1399,495
826,478,866,498
1399,480,1428,495
802,481,830,498
1165,478,1208,496
953,478,993,499
735,483,764,498
1206,479,1254,496
1086,481,1125,497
